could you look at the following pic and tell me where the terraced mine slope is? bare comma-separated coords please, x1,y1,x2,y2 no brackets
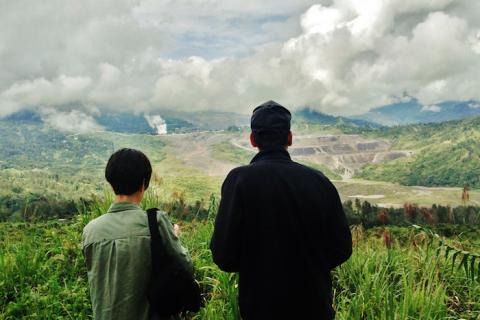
233,134,410,179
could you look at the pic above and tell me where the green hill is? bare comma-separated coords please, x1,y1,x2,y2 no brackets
358,117,480,188
0,122,165,173
0,121,167,220
294,108,380,128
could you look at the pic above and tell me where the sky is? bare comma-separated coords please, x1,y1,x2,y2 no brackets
1,0,480,130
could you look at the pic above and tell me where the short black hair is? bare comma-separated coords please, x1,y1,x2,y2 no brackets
105,148,152,195
253,130,289,149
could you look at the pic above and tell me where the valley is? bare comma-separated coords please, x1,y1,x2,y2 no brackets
2,113,480,221
152,130,478,208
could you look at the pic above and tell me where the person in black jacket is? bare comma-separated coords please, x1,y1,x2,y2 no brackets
210,100,352,320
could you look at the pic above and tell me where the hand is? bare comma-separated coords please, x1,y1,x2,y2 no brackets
173,224,181,236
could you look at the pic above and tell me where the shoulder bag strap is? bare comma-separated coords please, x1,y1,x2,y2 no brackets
147,208,162,269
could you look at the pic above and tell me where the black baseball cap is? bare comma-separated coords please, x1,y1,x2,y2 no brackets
251,100,291,133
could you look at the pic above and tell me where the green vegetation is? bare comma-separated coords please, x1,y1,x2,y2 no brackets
211,141,255,165
0,220,91,318
157,176,223,205
0,122,112,172
0,121,166,175
211,140,342,180
1,192,479,319
293,108,380,128
335,179,480,207
297,160,342,180
357,117,480,188
335,226,480,319
343,198,480,228
0,121,167,221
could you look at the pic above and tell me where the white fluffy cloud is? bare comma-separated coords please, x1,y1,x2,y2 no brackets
40,109,103,134
469,102,480,109
0,0,479,118
421,105,441,112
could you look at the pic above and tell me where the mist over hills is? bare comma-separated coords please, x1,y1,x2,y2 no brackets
4,98,480,135
3,108,377,134
3,107,381,135
3,109,249,134
353,99,480,126
2,108,480,190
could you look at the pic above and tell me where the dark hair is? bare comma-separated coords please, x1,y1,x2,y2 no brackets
105,148,152,195
253,130,289,149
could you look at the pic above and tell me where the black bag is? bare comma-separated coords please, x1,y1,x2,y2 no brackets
146,208,202,317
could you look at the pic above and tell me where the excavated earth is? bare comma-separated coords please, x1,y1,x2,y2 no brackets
236,134,411,179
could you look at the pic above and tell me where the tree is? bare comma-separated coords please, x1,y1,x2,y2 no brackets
461,184,470,206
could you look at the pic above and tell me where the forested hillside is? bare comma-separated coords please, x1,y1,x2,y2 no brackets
358,116,480,188
0,121,166,221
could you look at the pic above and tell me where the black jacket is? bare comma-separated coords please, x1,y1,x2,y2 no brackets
210,148,352,320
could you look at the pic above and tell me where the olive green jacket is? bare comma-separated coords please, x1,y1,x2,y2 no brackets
82,202,191,320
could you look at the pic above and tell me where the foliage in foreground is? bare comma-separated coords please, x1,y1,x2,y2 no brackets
1,196,479,319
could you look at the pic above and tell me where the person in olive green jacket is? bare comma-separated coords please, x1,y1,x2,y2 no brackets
82,148,191,320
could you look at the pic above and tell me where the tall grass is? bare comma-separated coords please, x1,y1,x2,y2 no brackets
0,221,91,319
335,244,447,319
0,193,479,319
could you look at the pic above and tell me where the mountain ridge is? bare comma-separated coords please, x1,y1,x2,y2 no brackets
293,108,381,128
353,99,480,126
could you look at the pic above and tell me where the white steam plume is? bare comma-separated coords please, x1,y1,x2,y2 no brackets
145,114,167,135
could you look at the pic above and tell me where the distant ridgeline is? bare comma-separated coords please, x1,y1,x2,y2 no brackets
4,110,193,135
353,99,480,126
3,109,251,134
4,110,43,124
293,108,381,128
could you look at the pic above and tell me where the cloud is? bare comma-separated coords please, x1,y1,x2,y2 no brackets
421,105,441,112
0,0,480,118
469,102,480,109
40,109,103,133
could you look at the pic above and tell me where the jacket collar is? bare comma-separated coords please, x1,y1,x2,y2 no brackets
250,148,292,164
107,202,142,213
